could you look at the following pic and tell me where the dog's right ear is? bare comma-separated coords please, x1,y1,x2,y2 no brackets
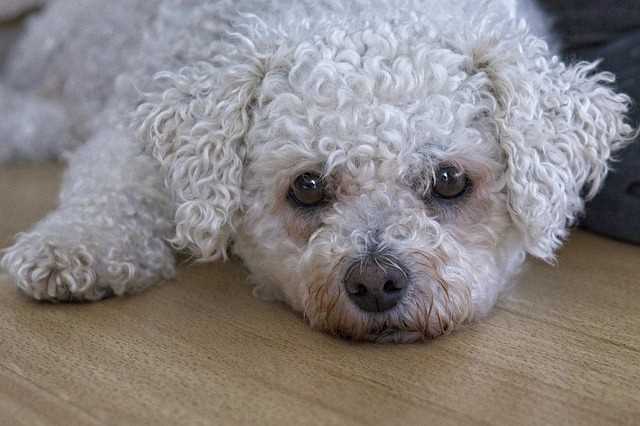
134,56,265,261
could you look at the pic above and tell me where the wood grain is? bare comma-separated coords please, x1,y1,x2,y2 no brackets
1,163,639,426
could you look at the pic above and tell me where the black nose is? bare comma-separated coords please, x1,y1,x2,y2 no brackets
343,261,409,313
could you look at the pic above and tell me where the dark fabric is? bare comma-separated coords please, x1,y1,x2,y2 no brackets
538,1,640,244
538,0,640,49
574,33,640,244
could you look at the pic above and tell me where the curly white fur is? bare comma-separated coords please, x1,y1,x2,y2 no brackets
1,0,634,341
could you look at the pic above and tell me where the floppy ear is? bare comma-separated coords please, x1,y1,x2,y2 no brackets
134,58,265,261
470,25,634,261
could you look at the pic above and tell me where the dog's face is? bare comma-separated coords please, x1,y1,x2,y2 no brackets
234,37,517,342
137,9,632,342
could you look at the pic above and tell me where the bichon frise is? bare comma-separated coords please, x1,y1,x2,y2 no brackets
1,0,634,342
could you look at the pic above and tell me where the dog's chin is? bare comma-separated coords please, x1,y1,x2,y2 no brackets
304,301,455,343
324,321,439,343
366,329,431,344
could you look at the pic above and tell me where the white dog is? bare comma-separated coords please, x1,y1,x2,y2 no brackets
1,0,634,342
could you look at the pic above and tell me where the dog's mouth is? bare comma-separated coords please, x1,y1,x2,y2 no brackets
304,296,452,343
325,320,443,343
366,328,433,344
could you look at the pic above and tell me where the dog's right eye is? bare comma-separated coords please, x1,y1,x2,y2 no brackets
288,173,325,207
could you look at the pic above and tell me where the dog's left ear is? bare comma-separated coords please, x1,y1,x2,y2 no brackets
134,54,266,261
469,26,634,261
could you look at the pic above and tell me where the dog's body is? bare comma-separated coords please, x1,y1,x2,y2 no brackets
1,0,634,342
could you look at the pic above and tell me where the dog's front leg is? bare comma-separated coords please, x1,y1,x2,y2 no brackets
1,130,176,301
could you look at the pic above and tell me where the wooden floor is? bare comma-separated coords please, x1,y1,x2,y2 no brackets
1,163,639,426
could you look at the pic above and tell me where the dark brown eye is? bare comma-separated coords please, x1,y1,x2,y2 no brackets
433,165,470,199
288,172,325,207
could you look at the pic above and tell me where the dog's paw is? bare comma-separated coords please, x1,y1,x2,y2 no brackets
1,234,110,302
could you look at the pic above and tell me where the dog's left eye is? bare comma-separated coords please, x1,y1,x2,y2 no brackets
288,172,325,207
432,165,470,199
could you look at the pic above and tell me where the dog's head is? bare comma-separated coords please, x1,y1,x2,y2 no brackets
136,3,633,342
